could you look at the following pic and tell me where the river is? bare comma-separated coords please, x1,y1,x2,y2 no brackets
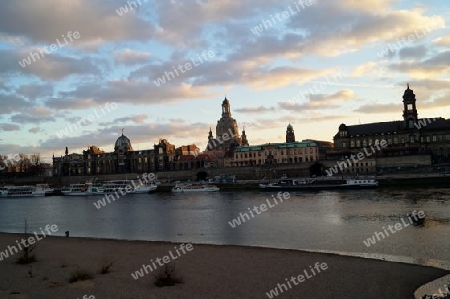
1,188,449,267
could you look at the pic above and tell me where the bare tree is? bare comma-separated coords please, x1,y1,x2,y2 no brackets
30,153,41,166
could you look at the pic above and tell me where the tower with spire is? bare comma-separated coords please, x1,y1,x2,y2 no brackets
286,123,295,143
207,96,248,151
402,83,418,129
241,127,249,146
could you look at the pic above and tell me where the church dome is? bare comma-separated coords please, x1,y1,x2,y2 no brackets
339,123,347,131
287,123,293,130
114,134,133,152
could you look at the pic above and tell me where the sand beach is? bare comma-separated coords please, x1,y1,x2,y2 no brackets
0,233,448,299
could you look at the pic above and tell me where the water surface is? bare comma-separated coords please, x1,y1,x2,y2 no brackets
1,188,449,266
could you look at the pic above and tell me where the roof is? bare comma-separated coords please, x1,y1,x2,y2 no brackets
340,118,450,136
345,121,403,136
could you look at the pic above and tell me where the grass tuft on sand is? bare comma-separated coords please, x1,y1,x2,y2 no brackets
69,268,94,283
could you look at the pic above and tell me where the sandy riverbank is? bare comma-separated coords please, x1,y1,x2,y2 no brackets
0,233,447,299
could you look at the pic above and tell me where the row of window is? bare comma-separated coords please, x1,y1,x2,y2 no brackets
343,135,450,148
230,157,316,165
235,148,316,158
339,162,374,167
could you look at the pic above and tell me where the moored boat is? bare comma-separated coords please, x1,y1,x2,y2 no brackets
102,180,157,194
171,183,220,192
0,185,49,197
61,182,104,196
36,184,54,195
259,177,378,191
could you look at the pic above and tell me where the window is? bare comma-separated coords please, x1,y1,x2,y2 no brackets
356,140,361,147
342,142,347,148
433,136,437,142
410,136,414,143
426,136,431,142
350,140,355,147
362,140,367,147
394,137,398,144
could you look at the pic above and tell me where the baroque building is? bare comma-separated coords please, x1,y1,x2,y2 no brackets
53,132,222,176
206,97,249,151
331,85,450,163
53,132,176,176
224,141,319,167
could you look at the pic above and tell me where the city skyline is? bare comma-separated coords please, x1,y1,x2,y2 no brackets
0,0,449,162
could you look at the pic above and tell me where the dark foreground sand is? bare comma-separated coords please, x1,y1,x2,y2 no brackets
0,233,448,299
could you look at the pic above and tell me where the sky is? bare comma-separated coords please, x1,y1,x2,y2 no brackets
0,0,449,163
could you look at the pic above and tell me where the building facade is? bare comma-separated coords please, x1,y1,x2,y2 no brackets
224,141,319,167
53,133,178,176
331,85,450,163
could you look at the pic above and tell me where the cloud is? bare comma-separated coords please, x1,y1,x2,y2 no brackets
398,45,427,59
0,123,21,131
234,106,275,114
286,2,445,56
11,113,55,124
353,103,402,114
389,50,450,77
99,114,149,126
10,106,55,124
28,127,43,133
17,83,53,100
0,92,31,115
279,89,356,111
46,80,215,110
114,49,152,65
0,48,102,81
433,35,450,47
0,0,156,45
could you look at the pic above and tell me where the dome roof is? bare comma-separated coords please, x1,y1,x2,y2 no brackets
114,134,133,152
339,123,347,131
403,83,415,97
287,123,293,130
